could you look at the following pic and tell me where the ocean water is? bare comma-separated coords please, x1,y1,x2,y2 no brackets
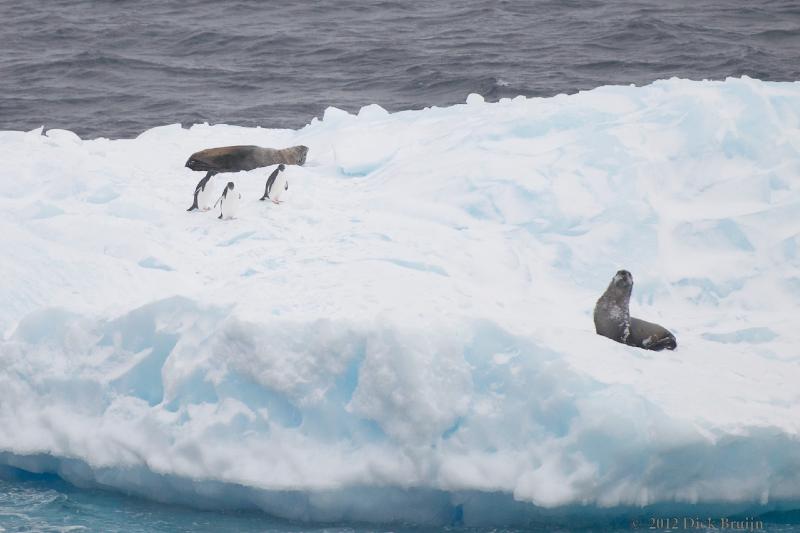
0,470,436,533
2,473,800,533
0,0,799,139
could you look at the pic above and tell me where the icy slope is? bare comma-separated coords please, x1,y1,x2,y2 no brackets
1,77,799,525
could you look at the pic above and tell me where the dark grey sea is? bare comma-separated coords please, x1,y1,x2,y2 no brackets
1,0,799,139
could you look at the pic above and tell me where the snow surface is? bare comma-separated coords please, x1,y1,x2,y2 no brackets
1,77,800,526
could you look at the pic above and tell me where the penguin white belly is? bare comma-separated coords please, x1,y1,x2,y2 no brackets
221,193,241,219
197,183,215,210
270,172,288,202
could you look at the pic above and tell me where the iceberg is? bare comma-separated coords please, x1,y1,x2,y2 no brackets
1,77,799,527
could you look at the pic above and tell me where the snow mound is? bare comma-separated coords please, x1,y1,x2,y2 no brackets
1,77,800,526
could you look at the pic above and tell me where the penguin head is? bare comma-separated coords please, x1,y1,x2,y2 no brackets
278,164,285,171
227,182,235,190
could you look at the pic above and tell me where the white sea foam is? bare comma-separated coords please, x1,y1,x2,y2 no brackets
1,77,799,526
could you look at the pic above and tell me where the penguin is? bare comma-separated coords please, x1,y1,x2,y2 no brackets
187,171,216,211
214,182,241,220
260,164,288,202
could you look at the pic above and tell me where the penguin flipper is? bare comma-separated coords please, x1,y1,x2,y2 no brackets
194,172,213,194
285,181,288,191
187,189,199,211
264,167,280,198
188,173,213,211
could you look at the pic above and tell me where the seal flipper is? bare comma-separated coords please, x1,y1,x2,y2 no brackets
647,335,677,351
629,316,677,351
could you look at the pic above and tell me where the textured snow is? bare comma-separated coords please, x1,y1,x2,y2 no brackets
1,77,800,526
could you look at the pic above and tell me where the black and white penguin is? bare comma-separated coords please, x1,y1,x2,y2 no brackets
187,171,216,211
214,182,241,220
259,164,288,203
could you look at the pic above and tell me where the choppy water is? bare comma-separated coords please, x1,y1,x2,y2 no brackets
2,470,800,532
1,0,798,138
0,473,438,533
0,474,576,533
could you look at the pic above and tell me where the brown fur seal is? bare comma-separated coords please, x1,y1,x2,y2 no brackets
186,145,308,174
594,270,677,351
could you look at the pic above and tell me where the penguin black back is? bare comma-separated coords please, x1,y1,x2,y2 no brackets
215,182,236,219
187,171,215,211
260,164,286,201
